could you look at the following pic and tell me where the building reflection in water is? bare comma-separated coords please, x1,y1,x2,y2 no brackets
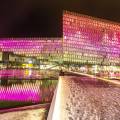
0,69,58,109
0,69,58,80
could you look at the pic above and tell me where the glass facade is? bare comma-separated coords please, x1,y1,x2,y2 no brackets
0,11,120,67
0,38,63,67
0,38,62,55
63,11,120,66
0,10,120,111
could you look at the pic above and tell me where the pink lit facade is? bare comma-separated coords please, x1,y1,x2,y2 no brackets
0,10,120,108
0,38,63,61
0,11,120,66
63,11,120,65
0,83,40,102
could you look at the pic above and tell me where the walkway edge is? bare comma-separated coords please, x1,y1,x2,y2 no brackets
0,103,50,114
47,78,59,120
68,71,120,86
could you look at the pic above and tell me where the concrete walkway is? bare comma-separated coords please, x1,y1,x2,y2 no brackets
68,71,120,86
0,103,50,120
0,108,46,120
48,72,120,120
0,103,50,113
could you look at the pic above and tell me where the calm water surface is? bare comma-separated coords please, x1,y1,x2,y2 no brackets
0,69,58,109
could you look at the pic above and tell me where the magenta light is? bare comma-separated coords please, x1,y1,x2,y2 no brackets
0,38,63,56
0,11,119,65
63,11,120,65
0,83,41,102
0,69,42,79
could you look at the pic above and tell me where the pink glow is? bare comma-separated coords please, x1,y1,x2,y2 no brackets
0,69,42,79
0,38,63,56
0,83,40,102
63,11,120,65
0,69,57,103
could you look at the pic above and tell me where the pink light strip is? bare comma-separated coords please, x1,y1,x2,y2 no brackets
0,83,40,102
0,39,63,56
0,69,42,79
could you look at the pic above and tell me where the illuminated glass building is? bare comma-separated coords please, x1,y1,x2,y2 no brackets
63,11,120,66
0,38,63,68
0,10,120,112
0,38,62,57
0,11,120,69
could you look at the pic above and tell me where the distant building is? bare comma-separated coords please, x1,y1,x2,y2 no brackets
63,11,120,66
0,11,120,67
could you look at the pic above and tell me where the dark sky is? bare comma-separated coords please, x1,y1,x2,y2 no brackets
0,0,120,37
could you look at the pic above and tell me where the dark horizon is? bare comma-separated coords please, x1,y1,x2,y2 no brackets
0,0,120,37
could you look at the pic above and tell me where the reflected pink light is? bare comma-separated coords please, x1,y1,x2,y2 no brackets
0,39,63,56
0,83,40,102
0,69,42,79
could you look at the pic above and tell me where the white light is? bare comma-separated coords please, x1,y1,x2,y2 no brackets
28,60,32,64
52,77,62,120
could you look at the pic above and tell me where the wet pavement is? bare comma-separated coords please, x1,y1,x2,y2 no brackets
51,75,120,120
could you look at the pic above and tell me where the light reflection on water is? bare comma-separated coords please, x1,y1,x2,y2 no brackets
0,69,58,79
0,69,58,109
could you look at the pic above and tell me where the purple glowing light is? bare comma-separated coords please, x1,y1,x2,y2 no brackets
63,11,120,65
0,83,41,102
0,69,42,79
0,39,63,56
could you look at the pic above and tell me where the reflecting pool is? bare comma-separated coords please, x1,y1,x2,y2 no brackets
0,69,58,109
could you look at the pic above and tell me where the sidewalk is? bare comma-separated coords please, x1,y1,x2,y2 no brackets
0,103,50,114
67,71,120,87
48,73,120,120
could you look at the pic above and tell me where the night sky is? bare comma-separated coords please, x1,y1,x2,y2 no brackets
0,0,120,37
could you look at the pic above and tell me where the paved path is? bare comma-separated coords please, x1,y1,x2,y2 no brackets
0,103,50,113
0,108,47,120
51,75,120,120
0,104,50,120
